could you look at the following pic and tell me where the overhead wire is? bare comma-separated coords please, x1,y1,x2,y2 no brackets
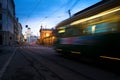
25,0,42,25
69,0,81,10
39,0,81,22
24,0,81,30
41,0,71,20
66,0,81,17
34,0,72,28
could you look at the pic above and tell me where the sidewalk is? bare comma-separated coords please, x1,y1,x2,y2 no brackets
0,46,15,76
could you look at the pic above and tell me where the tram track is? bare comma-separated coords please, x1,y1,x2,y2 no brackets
23,47,120,80
19,48,64,80
21,47,98,80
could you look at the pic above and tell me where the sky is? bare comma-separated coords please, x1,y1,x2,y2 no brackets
14,0,101,36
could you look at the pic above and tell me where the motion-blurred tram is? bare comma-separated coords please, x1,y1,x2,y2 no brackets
54,0,120,61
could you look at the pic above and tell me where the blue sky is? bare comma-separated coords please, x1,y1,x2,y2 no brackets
14,0,101,36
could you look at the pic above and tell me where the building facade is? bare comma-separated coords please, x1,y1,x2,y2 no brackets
0,0,20,46
39,26,56,46
17,22,24,44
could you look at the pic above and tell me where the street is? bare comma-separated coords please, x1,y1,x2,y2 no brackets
0,45,120,80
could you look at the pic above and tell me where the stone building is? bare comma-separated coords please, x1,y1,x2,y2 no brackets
0,0,20,46
39,26,56,46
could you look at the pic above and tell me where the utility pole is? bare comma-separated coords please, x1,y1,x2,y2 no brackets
68,9,71,18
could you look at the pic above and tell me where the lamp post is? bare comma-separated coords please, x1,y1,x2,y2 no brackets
68,9,71,18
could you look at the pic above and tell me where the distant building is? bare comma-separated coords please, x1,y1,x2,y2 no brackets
39,26,56,46
0,0,21,46
29,35,38,45
23,27,38,45
24,27,32,43
17,23,24,44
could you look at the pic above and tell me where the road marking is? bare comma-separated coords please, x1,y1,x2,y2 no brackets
0,47,17,79
100,56,120,61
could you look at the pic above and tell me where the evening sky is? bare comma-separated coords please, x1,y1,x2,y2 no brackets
14,0,101,36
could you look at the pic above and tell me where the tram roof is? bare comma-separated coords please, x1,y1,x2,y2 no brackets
55,0,120,28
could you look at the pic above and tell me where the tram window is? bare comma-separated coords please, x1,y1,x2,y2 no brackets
84,22,118,34
65,28,80,36
58,32,65,37
84,25,96,34
72,29,80,36
95,22,117,33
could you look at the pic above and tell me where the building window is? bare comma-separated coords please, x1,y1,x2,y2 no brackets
0,14,2,20
0,3,1,8
0,23,2,30
0,35,3,45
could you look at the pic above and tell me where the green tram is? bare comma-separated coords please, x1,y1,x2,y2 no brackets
54,0,120,61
